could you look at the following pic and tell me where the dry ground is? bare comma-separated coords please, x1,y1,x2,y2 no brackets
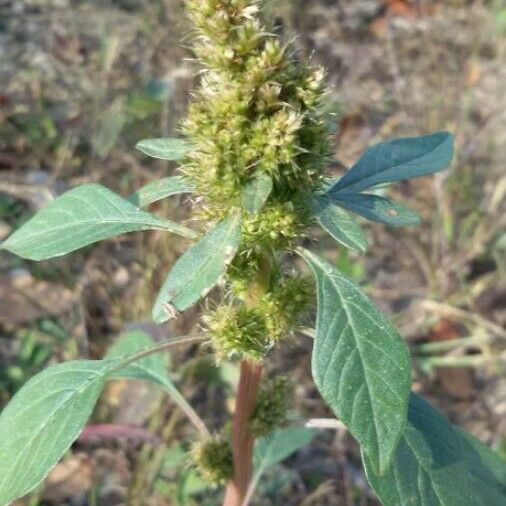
0,1,505,505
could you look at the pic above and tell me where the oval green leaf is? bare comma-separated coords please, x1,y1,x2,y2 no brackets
299,248,411,474
129,176,195,207
135,138,191,160
0,359,120,506
309,194,368,253
331,193,421,226
241,173,273,214
364,393,506,505
153,215,242,323
0,184,196,260
330,132,453,194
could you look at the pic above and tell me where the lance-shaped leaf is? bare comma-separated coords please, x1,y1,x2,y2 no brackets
364,393,506,505
241,172,273,214
299,249,411,474
309,194,368,252
153,215,242,323
129,176,195,207
0,184,196,260
135,138,191,160
330,132,453,194
0,359,121,506
331,193,421,226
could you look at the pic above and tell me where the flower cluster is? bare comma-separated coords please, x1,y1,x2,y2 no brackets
191,435,233,485
181,0,328,360
181,0,330,247
203,274,313,360
249,376,291,436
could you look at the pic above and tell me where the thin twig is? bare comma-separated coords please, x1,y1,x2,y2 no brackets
302,418,347,431
79,424,161,445
298,327,316,339
415,335,488,355
111,335,205,372
418,355,493,369
420,300,506,339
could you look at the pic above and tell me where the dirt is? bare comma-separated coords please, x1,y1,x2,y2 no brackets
1,0,505,505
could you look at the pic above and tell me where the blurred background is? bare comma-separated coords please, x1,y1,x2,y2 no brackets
0,0,505,504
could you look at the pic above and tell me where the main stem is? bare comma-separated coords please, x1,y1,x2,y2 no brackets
223,360,262,506
223,253,272,506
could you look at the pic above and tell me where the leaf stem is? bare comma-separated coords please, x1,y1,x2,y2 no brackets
111,334,210,437
111,335,204,373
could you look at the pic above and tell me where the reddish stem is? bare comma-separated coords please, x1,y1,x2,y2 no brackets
78,424,161,445
223,360,262,506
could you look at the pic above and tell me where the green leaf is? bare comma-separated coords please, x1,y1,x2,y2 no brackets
459,430,506,488
153,215,242,323
309,194,368,253
107,330,188,409
107,331,172,387
0,359,120,506
135,138,191,160
299,249,411,474
129,176,195,207
364,393,506,505
331,193,421,226
254,427,317,472
330,132,453,194
0,184,196,260
241,173,273,214
92,98,126,159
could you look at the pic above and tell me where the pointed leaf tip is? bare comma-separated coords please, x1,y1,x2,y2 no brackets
135,138,191,161
241,172,273,214
128,176,195,207
330,131,454,194
1,184,194,260
152,215,242,323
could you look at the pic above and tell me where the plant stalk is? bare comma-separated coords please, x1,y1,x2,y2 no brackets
223,359,263,506
223,252,272,506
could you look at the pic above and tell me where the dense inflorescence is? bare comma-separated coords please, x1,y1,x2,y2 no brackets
191,435,234,485
181,0,329,359
203,273,313,360
249,376,291,436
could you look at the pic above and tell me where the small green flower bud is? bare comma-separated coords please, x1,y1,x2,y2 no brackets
191,435,233,485
203,303,270,360
249,376,291,436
